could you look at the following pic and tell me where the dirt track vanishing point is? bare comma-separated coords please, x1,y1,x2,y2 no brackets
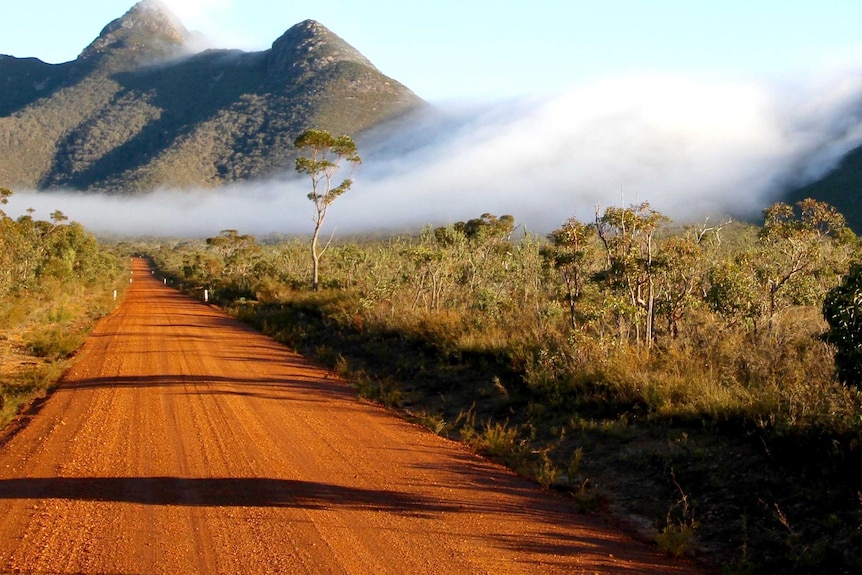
0,258,699,574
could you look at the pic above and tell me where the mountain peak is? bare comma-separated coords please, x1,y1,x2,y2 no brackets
0,5,424,193
78,0,189,66
268,19,376,81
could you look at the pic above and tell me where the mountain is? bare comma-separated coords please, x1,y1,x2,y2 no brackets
786,146,862,233
0,0,423,193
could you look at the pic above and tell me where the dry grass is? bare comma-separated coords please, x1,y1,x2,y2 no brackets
1,260,127,432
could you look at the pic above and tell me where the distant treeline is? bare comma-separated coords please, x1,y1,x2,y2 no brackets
0,188,119,299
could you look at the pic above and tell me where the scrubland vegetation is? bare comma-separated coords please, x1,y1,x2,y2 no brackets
139,199,862,573
2,177,860,572
0,188,125,428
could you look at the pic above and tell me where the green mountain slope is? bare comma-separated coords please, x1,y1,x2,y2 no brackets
0,1,424,193
787,145,862,232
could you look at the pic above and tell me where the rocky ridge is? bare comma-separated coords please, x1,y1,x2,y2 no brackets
0,1,423,192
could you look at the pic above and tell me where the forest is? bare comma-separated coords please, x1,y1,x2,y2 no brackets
134,196,862,573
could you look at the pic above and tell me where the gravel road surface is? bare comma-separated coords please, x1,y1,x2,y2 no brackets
0,258,699,574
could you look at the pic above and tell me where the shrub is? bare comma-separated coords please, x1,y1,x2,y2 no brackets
823,263,862,388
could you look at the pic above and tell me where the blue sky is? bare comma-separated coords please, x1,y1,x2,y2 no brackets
2,0,862,101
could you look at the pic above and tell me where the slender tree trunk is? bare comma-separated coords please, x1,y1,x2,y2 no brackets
646,277,654,348
311,224,321,291
565,274,577,330
646,232,655,348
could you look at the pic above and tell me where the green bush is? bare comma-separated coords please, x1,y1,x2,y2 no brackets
823,262,862,388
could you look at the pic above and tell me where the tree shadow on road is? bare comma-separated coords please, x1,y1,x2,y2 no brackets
62,373,357,404
0,476,458,518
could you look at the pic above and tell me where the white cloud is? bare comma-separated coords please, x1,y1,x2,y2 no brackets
338,73,838,231
8,67,862,238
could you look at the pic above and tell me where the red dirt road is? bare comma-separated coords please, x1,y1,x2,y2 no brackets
0,258,699,574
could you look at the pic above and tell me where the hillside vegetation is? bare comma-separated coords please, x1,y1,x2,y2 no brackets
789,145,862,233
0,189,125,428
0,1,422,192
139,199,862,574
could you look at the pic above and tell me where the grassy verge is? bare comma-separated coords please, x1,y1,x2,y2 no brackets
0,362,69,430
224,291,862,574
0,269,127,432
